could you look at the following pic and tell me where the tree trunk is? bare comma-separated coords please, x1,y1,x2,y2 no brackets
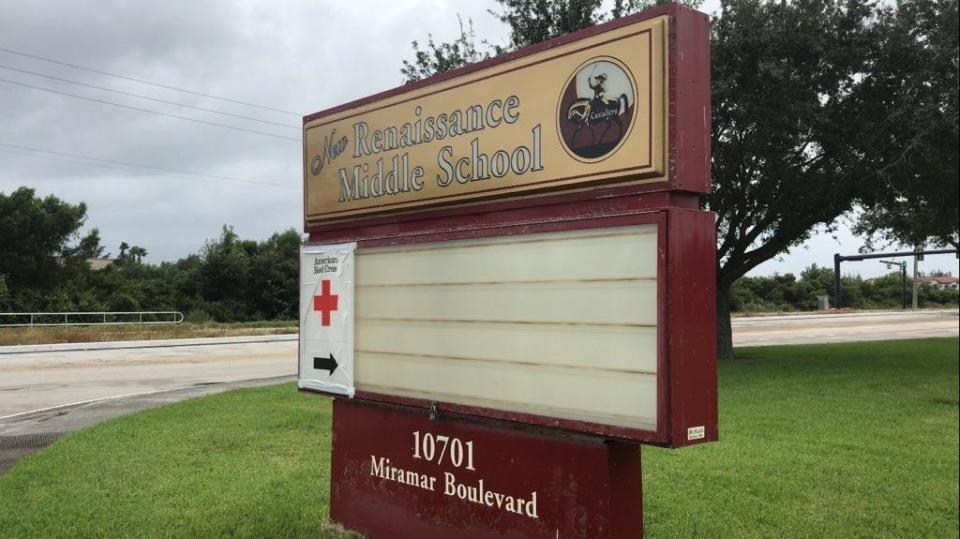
717,285,734,360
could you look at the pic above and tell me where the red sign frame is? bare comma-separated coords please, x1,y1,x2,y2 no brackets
304,193,716,447
301,4,715,449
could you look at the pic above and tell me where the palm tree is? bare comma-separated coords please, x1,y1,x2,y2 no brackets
128,246,148,264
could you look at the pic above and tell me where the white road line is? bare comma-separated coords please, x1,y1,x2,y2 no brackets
0,389,168,422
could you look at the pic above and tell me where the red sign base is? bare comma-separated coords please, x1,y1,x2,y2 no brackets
330,398,644,538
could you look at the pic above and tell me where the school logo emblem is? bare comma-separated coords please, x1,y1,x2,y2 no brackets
557,57,637,161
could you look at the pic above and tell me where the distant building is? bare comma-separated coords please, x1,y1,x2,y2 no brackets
86,258,115,271
916,275,959,291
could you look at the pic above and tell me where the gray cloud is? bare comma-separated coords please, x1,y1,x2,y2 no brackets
2,0,955,278
1,0,510,262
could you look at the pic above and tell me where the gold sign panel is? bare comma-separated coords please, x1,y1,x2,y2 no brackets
304,16,667,224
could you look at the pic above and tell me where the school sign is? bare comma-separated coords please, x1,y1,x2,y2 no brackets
299,5,714,538
303,16,669,223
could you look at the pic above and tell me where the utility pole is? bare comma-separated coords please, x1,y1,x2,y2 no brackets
833,253,842,309
901,263,907,309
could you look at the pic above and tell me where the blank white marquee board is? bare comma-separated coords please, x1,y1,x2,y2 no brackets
299,224,658,431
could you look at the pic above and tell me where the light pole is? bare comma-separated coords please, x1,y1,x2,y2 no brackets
879,260,907,309
832,248,957,313
912,250,924,310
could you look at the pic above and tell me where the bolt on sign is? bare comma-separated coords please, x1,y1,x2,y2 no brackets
300,4,714,538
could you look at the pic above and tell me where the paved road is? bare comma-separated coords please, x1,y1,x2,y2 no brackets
2,310,956,420
732,309,959,347
0,337,297,419
1,310,956,474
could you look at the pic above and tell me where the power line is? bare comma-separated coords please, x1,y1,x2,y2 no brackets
0,46,301,116
0,77,300,142
0,63,299,129
0,141,298,190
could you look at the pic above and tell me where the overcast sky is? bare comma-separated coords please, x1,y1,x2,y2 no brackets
1,0,956,279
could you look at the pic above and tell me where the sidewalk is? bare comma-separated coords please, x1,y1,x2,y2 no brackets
0,333,297,355
0,375,296,474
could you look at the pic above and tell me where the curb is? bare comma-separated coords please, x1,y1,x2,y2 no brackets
0,334,298,355
0,374,297,423
732,309,958,324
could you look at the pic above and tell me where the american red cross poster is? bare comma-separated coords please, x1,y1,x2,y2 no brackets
298,242,356,396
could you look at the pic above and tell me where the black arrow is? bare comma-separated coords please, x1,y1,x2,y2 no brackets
313,354,338,375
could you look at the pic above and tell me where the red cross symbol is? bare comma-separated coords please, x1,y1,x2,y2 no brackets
312,280,339,326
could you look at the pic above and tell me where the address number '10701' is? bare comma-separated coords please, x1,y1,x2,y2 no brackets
412,431,476,471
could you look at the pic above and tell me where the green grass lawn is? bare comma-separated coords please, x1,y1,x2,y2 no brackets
0,338,956,538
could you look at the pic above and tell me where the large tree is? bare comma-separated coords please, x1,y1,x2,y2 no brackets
707,0,880,357
850,0,959,250
400,0,957,358
0,187,101,294
402,1,660,83
250,229,302,320
0,273,8,309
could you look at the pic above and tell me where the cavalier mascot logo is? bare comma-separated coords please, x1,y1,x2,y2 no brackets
557,57,637,161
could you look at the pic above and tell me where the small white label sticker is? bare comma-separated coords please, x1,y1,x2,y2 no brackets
687,426,705,440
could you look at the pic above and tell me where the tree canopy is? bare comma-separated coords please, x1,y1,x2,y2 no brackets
707,0,883,356
399,0,959,358
851,0,959,250
0,187,301,321
0,187,98,292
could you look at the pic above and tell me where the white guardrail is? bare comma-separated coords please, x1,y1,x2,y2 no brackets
0,311,184,328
